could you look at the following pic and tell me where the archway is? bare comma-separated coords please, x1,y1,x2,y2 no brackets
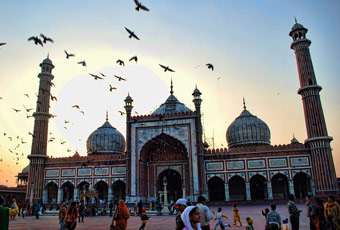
293,172,311,198
272,174,289,199
77,181,91,204
208,177,225,201
158,169,182,202
62,182,74,202
46,182,58,203
112,180,126,200
228,176,246,201
250,175,266,200
95,181,108,201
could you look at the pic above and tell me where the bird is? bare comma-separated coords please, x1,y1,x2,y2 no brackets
159,64,175,72
8,137,12,141
118,111,125,115
12,108,21,113
77,61,86,66
116,59,125,66
23,105,33,112
72,105,80,109
64,50,75,59
206,63,214,71
51,95,57,101
114,75,126,81
80,111,85,115
61,140,66,145
40,34,54,43
89,73,103,80
134,0,150,11
24,94,29,98
26,114,33,119
0,97,2,100
64,120,70,124
125,27,140,40
129,56,138,63
28,36,43,46
99,72,107,77
0,43,6,48
21,138,26,144
109,84,117,92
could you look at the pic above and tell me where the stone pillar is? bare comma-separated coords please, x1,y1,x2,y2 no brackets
161,177,170,214
108,187,113,201
29,185,34,206
267,181,273,200
288,180,294,195
74,188,79,201
224,184,230,201
182,186,186,199
310,180,316,196
57,188,63,204
43,189,48,204
245,182,251,200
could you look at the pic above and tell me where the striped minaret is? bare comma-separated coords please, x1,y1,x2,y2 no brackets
289,20,338,195
26,56,54,204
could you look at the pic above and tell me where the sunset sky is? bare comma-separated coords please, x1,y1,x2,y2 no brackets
0,0,339,187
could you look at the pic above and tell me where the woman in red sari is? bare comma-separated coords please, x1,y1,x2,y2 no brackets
65,202,78,230
113,199,130,230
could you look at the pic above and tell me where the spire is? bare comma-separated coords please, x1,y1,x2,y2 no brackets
106,111,108,121
47,53,49,59
170,79,173,95
294,17,297,24
243,97,247,110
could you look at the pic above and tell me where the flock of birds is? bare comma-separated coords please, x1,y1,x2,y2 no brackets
0,0,223,185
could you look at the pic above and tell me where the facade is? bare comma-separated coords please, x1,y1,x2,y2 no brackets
25,21,338,205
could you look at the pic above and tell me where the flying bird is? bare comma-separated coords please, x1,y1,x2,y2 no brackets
80,111,85,115
77,61,86,66
51,95,57,101
89,73,103,80
109,84,117,92
8,137,12,141
0,43,6,48
72,105,80,109
114,75,126,81
159,64,175,72
99,72,107,77
24,94,29,98
116,59,125,66
61,140,66,145
206,63,214,71
21,138,26,144
40,34,54,43
118,111,125,115
64,50,75,59
134,0,150,11
12,108,21,113
129,56,138,63
64,120,70,124
23,105,33,112
26,114,33,119
28,36,43,46
124,27,140,40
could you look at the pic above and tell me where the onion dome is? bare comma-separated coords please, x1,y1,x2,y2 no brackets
86,115,125,155
21,165,30,174
226,100,271,148
152,80,192,115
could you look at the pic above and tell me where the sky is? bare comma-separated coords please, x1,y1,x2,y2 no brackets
0,0,339,187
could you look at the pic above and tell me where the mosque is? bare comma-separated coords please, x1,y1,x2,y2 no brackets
23,21,338,206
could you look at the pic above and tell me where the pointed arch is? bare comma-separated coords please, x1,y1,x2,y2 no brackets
293,172,311,198
249,174,266,200
228,175,246,201
208,176,225,201
272,173,289,199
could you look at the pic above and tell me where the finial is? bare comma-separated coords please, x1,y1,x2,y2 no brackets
47,53,49,59
170,78,174,95
243,97,246,110
294,17,297,24
106,111,108,121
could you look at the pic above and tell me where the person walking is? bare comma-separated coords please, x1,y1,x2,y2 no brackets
176,198,188,230
181,206,202,230
0,195,18,230
287,194,302,230
65,202,78,230
58,203,67,230
213,207,231,230
266,204,282,230
78,199,85,222
306,195,316,230
324,195,340,229
112,199,130,230
109,200,114,217
196,196,213,230
232,203,242,226
34,201,41,219
138,200,143,215
139,208,150,230
245,217,254,230
313,198,325,230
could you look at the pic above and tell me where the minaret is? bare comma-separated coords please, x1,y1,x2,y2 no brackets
289,21,338,195
124,93,133,197
192,86,204,194
26,56,55,203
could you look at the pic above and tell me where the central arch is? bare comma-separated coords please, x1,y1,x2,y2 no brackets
158,169,182,202
293,172,311,198
250,175,266,200
208,177,225,201
62,182,74,202
229,176,246,201
272,174,289,199
112,180,126,200
45,182,58,203
95,181,108,201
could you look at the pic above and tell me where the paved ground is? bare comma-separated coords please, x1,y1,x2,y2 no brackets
9,204,309,230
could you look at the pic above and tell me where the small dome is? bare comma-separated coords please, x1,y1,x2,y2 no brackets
125,94,133,102
291,23,305,31
152,94,192,115
86,121,125,155
291,136,300,144
227,108,271,148
192,87,201,96
42,56,53,65
21,165,30,174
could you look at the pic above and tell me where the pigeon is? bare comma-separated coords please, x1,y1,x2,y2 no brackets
24,94,29,98
109,84,117,92
23,105,33,112
77,61,86,66
159,64,175,72
114,75,126,81
206,63,214,71
89,73,103,80
0,43,7,48
28,36,43,46
134,0,150,11
72,105,80,109
64,50,75,59
40,34,54,43
125,27,140,40
12,108,21,113
51,95,57,101
99,72,107,77
118,111,125,115
129,56,138,63
116,59,125,66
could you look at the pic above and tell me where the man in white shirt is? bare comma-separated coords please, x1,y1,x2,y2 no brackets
197,196,213,230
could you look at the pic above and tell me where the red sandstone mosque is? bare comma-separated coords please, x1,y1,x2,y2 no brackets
21,21,338,206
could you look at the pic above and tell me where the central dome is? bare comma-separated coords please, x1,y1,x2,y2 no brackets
86,119,125,155
226,106,271,148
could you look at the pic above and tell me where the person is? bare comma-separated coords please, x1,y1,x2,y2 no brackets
109,200,114,217
282,218,290,230
112,199,130,230
138,200,143,215
34,201,41,219
17,200,22,217
78,199,85,222
181,206,201,230
58,203,67,230
139,208,149,230
9,198,18,220
213,207,231,230
262,208,270,230
324,195,340,229
325,215,337,230
306,195,316,230
287,194,302,230
133,202,138,216
65,201,78,230
196,196,213,230
232,203,242,226
176,198,188,230
0,195,18,230
266,204,282,230
313,198,326,230
245,217,254,230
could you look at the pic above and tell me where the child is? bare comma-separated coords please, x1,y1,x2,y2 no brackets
233,203,242,226
245,217,254,230
282,218,290,230
139,208,150,230
214,207,231,230
262,208,269,230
